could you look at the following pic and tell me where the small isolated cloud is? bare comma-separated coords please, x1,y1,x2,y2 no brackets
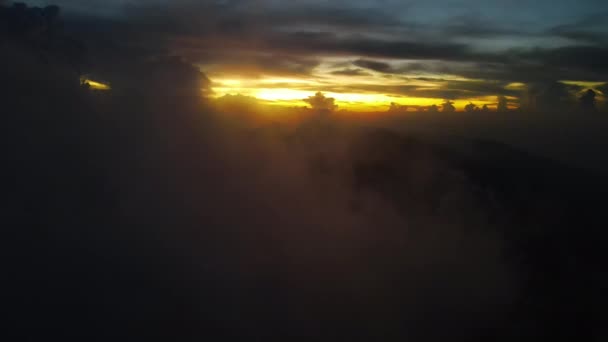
304,91,338,112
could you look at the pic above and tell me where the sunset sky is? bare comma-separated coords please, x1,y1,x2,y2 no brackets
31,0,608,111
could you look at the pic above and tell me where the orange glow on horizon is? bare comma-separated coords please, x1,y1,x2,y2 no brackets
211,76,502,111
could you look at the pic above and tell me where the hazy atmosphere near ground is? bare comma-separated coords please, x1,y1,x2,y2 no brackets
2,1,608,341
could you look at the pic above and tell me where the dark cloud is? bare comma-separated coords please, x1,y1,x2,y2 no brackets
330,68,371,76
278,6,406,30
549,26,607,44
440,14,527,38
200,53,321,77
352,59,393,73
59,3,477,70
443,79,515,95
310,79,520,100
523,46,608,72
399,57,608,83
268,32,475,61
548,12,608,44
27,0,608,93
110,1,407,42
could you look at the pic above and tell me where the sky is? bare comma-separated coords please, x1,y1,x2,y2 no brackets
27,0,608,111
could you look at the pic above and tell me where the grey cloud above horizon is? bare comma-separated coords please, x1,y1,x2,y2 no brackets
23,0,608,103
